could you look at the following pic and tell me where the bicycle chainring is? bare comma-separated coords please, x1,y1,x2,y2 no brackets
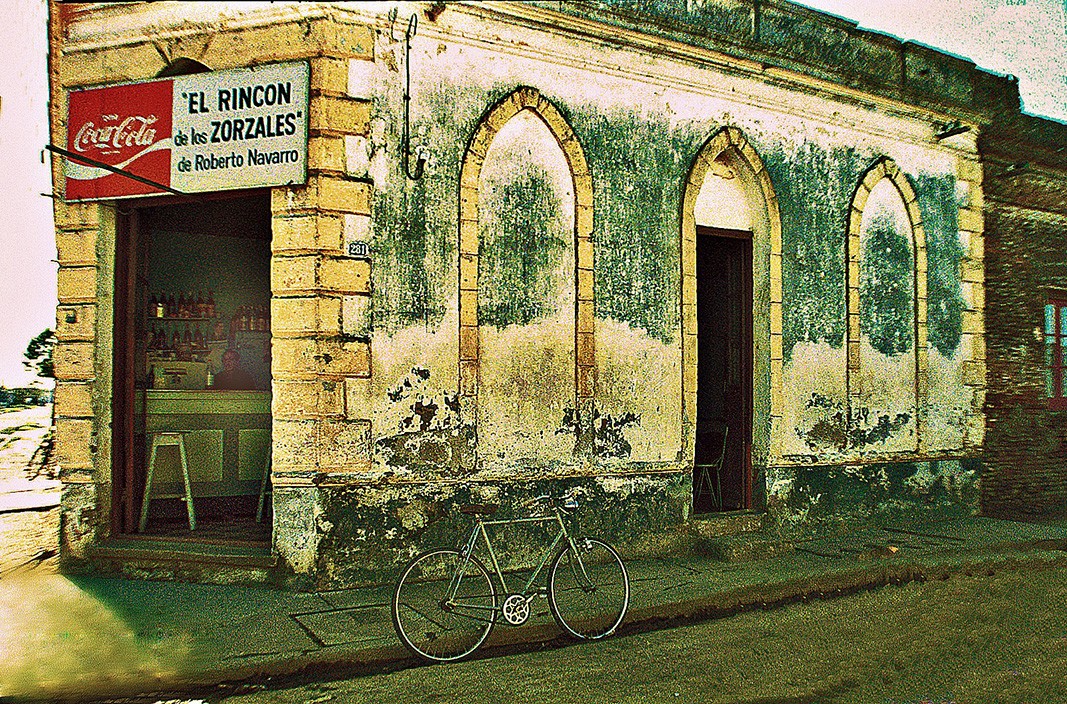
501,593,531,626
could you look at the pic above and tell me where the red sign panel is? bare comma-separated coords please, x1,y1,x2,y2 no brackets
63,62,309,202
66,79,174,201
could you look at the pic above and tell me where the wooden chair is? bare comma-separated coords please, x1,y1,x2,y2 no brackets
694,421,728,511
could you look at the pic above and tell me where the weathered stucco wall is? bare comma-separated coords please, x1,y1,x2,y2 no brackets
51,1,988,588
352,3,983,557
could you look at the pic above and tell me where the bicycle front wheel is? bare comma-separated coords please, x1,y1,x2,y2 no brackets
548,537,629,640
392,549,497,662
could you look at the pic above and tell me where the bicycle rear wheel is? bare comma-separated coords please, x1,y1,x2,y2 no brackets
392,549,497,662
548,537,629,640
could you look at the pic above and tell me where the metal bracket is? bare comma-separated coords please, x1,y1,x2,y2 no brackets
402,13,426,180
45,143,189,197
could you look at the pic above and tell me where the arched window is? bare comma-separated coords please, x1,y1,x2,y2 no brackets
457,87,593,469
846,158,928,452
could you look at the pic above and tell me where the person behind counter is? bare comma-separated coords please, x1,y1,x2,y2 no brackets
212,349,257,390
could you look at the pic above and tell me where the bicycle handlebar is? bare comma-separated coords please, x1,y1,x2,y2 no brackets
520,494,552,510
519,488,586,513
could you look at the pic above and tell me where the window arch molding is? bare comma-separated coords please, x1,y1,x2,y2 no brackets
845,156,929,449
456,86,594,425
156,57,211,77
680,126,783,460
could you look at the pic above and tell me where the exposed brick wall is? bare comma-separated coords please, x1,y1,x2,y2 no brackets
981,118,1067,516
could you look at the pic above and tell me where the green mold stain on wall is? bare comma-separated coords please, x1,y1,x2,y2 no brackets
764,141,869,362
569,108,704,344
479,162,567,328
861,211,914,356
782,460,979,522
372,176,434,332
915,174,963,357
371,84,499,333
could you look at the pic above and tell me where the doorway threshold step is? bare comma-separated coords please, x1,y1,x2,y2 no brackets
89,538,278,586
93,538,275,567
687,510,764,538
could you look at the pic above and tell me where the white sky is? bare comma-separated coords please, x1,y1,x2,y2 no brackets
0,0,1063,388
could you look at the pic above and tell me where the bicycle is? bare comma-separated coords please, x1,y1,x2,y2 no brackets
391,490,630,662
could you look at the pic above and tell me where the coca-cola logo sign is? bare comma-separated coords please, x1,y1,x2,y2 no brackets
64,62,308,202
73,114,159,155
66,78,173,200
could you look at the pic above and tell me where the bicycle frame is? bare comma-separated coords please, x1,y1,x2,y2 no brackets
446,508,588,612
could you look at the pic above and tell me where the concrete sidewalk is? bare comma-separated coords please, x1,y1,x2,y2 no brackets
3,514,1067,702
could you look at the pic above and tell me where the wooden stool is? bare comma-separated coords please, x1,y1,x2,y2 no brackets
256,455,272,523
139,432,196,532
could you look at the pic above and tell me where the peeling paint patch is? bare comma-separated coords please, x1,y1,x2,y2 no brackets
854,339,917,453
781,342,846,457
798,393,847,450
558,407,641,459
375,367,472,476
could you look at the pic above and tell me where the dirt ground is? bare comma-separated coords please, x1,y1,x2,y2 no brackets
0,404,59,576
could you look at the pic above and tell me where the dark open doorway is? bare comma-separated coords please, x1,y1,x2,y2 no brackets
693,225,752,513
112,191,273,544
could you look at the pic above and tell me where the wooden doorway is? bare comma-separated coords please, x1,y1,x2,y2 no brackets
693,225,752,513
112,208,140,535
111,192,274,542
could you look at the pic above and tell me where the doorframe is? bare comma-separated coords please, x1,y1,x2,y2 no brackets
679,126,782,517
695,224,754,511
112,207,138,534
110,188,273,536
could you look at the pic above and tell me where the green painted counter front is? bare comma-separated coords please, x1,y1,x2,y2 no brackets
138,390,271,498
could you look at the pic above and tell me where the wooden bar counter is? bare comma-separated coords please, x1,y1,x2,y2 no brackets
137,390,271,498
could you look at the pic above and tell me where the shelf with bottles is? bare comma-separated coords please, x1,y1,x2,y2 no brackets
230,305,271,333
147,291,218,320
146,326,212,354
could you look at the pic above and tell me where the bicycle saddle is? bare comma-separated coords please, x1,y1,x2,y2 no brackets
459,504,499,515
